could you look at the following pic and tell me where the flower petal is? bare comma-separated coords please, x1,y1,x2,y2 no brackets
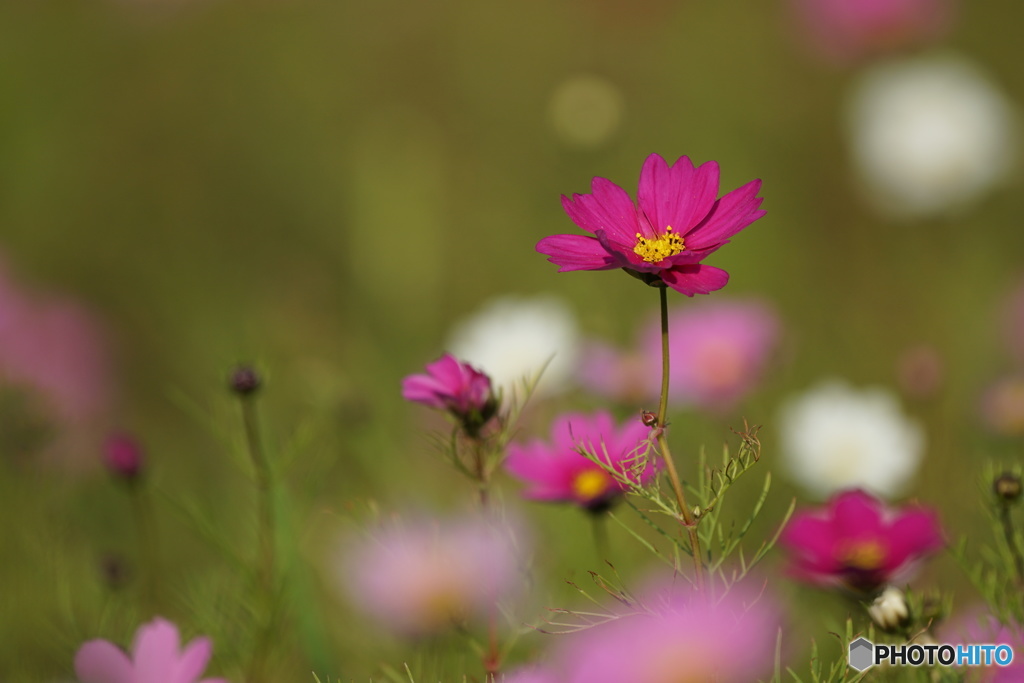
660,265,730,296
560,176,640,245
884,509,944,570
684,179,766,250
536,234,621,272
132,618,181,682
638,155,720,235
174,636,213,683
74,640,134,683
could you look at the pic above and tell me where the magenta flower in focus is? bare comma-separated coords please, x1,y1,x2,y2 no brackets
790,0,954,63
74,617,227,683
537,154,765,296
553,578,780,683
504,411,656,512
341,515,522,636
402,353,498,435
780,489,943,594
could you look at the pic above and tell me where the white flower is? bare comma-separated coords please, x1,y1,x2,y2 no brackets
447,295,579,399
847,52,1018,218
779,380,924,499
868,586,910,632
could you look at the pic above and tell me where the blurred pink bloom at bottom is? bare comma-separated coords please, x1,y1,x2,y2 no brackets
74,617,227,683
553,578,780,683
941,610,1024,682
341,515,524,636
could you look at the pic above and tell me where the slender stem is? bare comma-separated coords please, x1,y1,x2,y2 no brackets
129,482,159,610
472,438,490,509
999,503,1024,584
242,396,275,596
240,395,276,683
483,610,500,681
656,285,705,591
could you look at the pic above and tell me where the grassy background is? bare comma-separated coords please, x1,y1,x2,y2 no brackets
1,0,1023,679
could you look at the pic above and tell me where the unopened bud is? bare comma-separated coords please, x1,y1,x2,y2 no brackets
994,472,1022,503
230,365,261,396
640,410,658,427
104,433,144,482
867,586,910,632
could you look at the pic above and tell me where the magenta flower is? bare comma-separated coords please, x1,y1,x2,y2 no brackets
789,0,955,63
537,154,765,296
553,578,780,683
402,353,498,435
104,433,145,482
74,617,227,683
340,514,523,636
780,489,943,593
504,411,656,512
941,610,1024,682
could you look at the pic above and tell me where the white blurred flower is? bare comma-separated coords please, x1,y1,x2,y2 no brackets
447,295,579,399
779,380,924,499
547,74,624,148
847,52,1018,218
868,586,910,632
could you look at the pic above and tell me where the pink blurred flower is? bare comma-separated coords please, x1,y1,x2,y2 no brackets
402,353,498,435
1002,278,1024,367
580,300,781,412
536,154,765,296
979,375,1024,437
74,617,227,683
789,0,955,63
341,515,523,636
104,433,144,481
0,257,112,463
780,489,943,594
504,411,656,511
942,610,1024,682
552,577,780,682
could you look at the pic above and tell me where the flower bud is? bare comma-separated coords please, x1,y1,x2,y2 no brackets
868,585,910,632
640,410,659,427
994,472,1022,503
230,365,261,396
104,433,144,482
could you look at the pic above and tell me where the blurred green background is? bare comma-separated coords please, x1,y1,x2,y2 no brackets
2,0,1024,680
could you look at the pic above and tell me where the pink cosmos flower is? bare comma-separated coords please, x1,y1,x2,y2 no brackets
74,617,227,683
402,353,498,435
537,154,765,296
552,577,780,683
340,515,523,636
504,411,656,512
789,0,955,63
780,489,943,594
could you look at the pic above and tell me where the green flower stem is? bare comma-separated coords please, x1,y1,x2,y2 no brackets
240,393,276,683
998,503,1024,584
657,285,705,591
472,438,490,510
128,482,159,609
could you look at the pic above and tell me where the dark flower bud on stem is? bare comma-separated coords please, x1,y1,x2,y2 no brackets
104,433,144,482
230,365,261,396
994,472,1022,503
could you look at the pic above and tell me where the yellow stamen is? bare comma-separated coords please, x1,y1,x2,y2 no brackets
633,226,685,263
840,540,886,570
572,469,611,501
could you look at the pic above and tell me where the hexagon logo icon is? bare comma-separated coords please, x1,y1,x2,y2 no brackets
849,637,875,672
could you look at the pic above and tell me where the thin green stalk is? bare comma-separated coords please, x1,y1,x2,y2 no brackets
129,482,159,610
657,285,705,591
998,503,1024,584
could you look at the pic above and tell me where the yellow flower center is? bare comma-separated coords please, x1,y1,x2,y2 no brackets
572,469,612,501
840,540,886,570
633,226,685,263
